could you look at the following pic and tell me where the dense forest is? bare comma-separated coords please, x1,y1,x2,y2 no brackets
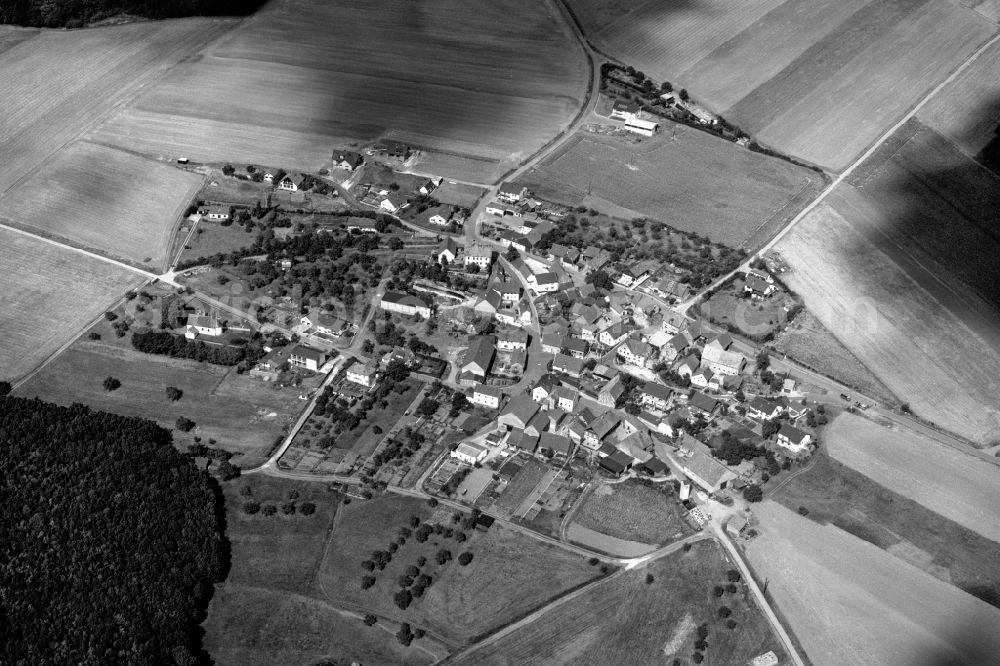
0,0,266,27
0,396,227,665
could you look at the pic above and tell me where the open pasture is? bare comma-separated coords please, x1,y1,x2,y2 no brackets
317,493,600,645
0,228,142,383
0,18,233,194
448,540,785,666
745,501,1000,666
517,129,822,247
432,181,487,209
775,126,1000,443
573,0,995,171
824,413,1000,543
15,331,307,468
91,0,588,182
0,141,203,269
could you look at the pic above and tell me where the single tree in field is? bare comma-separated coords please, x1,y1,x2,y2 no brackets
165,386,183,401
458,552,473,566
175,416,196,432
103,377,121,392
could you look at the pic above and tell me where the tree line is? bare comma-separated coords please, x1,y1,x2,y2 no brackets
131,329,267,369
0,395,227,665
1,0,266,27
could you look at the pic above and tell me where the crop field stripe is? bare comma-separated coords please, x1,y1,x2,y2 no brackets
724,0,931,128
676,0,874,112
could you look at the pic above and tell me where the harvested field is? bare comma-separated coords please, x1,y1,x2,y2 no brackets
776,122,1000,443
204,476,440,666
772,446,1000,609
448,539,786,666
772,310,896,404
15,329,309,468
0,18,233,194
746,501,1000,666
825,413,1000,542
735,0,993,170
572,481,690,545
517,129,822,248
573,0,996,170
0,27,37,55
564,523,654,558
91,0,588,182
0,142,203,269
919,38,1000,157
316,494,600,645
0,228,142,383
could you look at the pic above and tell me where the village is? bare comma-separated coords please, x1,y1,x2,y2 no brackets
158,133,841,555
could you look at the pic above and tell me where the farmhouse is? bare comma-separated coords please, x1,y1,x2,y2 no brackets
346,360,378,387
688,392,720,417
288,344,326,372
563,337,588,358
690,367,714,389
497,328,529,351
198,205,230,221
428,212,450,226
541,333,563,355
682,450,737,494
332,150,364,171
599,321,630,348
619,337,652,367
701,342,746,376
186,315,222,337
418,178,442,195
599,375,626,407
599,450,634,477
640,382,672,411
539,432,572,458
497,182,526,203
465,243,493,268
279,172,307,192
380,291,432,318
460,335,496,385
552,353,585,378
624,117,659,137
583,412,621,450
498,394,540,431
472,384,503,409
776,423,812,453
550,386,578,412
485,201,508,216
610,100,641,121
451,441,488,465
676,354,701,378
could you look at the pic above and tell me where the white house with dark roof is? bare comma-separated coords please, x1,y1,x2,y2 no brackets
619,337,652,368
640,382,672,411
497,182,526,203
289,345,326,372
528,271,559,293
496,328,529,351
598,321,630,348
610,100,640,121
186,315,222,338
451,441,488,465
776,423,812,453
464,243,493,268
472,384,503,409
346,359,378,387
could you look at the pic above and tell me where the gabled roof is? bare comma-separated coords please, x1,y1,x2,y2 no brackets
497,328,529,344
601,375,626,400
551,386,578,403
333,150,364,166
439,236,460,257
539,432,572,455
641,382,672,402
382,290,431,309
289,344,324,362
552,353,585,375
745,273,773,293
541,333,564,349
500,394,539,427
624,337,651,358
689,392,719,414
498,181,523,196
533,271,559,285
473,383,504,399
463,335,496,373
563,337,587,353
588,411,620,438
601,320,629,339
778,423,810,445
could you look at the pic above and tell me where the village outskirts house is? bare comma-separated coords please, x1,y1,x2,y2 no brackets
332,150,364,171
197,204,230,221
278,172,307,192
451,441,488,465
497,182,526,204
379,193,408,214
185,315,223,339
301,310,348,337
346,359,378,387
610,99,641,121
288,344,326,372
775,423,812,453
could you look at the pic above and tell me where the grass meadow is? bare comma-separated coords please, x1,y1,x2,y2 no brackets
316,494,602,645
573,481,691,545
15,318,309,468
448,539,785,666
517,129,822,248
203,476,441,666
